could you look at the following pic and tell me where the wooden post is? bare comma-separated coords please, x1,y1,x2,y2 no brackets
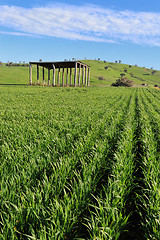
87,67,90,86
37,64,39,85
43,67,45,85
58,68,60,86
78,64,81,86
85,66,87,85
52,64,55,86
66,68,69,86
74,62,77,87
82,66,84,84
48,69,50,85
62,68,64,87
70,68,72,86
29,63,32,85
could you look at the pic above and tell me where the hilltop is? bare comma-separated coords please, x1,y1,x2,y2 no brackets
0,60,160,87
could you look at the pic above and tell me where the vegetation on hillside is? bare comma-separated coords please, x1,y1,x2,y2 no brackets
111,76,133,87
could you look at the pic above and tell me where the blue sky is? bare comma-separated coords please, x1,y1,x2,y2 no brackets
1,0,160,69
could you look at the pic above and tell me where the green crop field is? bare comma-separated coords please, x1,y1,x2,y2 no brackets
0,84,160,239
0,61,160,239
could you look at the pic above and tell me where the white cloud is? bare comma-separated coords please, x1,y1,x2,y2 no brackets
0,4,160,46
0,30,40,37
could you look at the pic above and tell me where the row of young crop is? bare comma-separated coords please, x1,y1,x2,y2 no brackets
139,89,160,239
85,88,137,239
0,87,159,239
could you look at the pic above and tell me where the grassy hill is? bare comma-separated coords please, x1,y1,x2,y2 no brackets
0,64,29,85
0,60,160,87
83,60,160,87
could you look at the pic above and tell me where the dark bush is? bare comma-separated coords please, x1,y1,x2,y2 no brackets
111,77,133,87
98,76,105,80
104,66,109,70
152,70,156,75
6,62,13,66
6,63,29,67
120,73,125,78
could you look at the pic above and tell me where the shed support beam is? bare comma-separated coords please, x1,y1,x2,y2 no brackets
48,69,50,85
85,66,87,85
37,65,39,85
62,68,64,86
66,68,69,86
29,64,32,85
43,67,45,85
82,66,84,84
78,64,81,86
70,68,72,86
87,67,90,86
52,64,55,86
74,62,77,87
58,68,60,86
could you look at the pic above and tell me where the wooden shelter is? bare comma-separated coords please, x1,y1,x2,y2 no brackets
29,61,90,87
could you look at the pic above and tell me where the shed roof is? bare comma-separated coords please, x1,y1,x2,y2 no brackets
29,61,90,70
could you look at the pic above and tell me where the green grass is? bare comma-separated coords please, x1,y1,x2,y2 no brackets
0,65,29,85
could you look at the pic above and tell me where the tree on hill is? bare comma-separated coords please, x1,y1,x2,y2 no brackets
111,76,133,87
151,70,156,75
120,73,125,78
104,66,109,70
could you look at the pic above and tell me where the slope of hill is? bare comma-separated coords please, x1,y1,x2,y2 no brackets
82,60,160,87
0,60,160,87
0,64,29,85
